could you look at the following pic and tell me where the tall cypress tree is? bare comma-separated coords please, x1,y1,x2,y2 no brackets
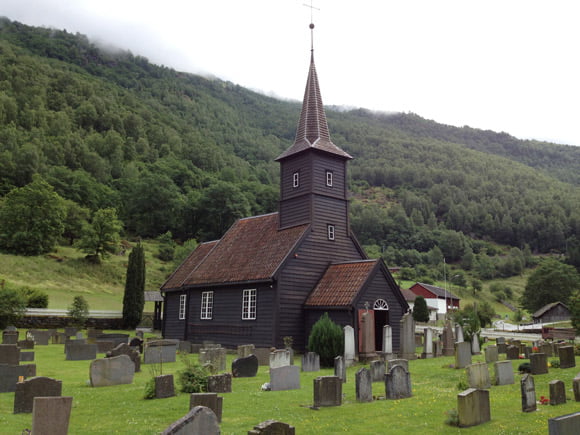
123,242,146,329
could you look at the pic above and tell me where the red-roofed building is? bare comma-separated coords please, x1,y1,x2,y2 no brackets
161,37,409,353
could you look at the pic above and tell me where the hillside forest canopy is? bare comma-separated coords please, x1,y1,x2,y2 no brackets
0,18,579,281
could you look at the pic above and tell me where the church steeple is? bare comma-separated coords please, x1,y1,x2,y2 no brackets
276,52,352,162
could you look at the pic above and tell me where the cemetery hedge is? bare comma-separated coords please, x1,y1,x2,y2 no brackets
1,331,579,434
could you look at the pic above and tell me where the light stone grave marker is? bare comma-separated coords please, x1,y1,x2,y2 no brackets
270,365,300,391
161,406,220,435
385,364,412,400
457,388,490,427
521,374,537,412
466,362,490,389
343,325,355,367
494,360,514,386
31,396,73,435
355,367,372,403
313,375,342,407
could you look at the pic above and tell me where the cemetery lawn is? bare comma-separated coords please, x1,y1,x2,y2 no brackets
1,340,579,434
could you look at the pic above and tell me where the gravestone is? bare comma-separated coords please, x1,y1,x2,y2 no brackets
90,354,135,387
207,373,232,393
457,388,490,427
506,345,520,360
574,377,580,402
521,374,537,412
52,333,67,345
541,342,553,357
29,330,51,345
466,362,491,389
161,406,220,435
237,344,255,358
95,333,129,347
422,328,433,359
144,340,178,364
270,365,300,391
485,345,498,363
343,325,355,367
178,340,191,354
334,356,346,383
14,376,62,414
313,376,342,407
455,324,464,343
370,360,385,383
548,412,580,435
87,328,103,339
65,342,97,361
155,374,175,399
359,310,377,362
64,338,86,353
382,325,393,356
434,339,443,357
0,344,20,365
494,361,514,386
530,353,548,375
442,321,455,356
200,347,227,372
0,364,34,393
471,334,481,355
387,359,409,373
355,367,373,402
301,352,320,372
253,348,271,366
106,342,141,372
130,337,144,354
248,420,296,435
190,393,223,422
550,380,566,405
558,346,576,369
524,346,532,359
2,330,18,344
385,364,412,400
399,312,416,360
31,396,73,435
18,339,34,349
269,349,291,369
20,351,34,362
455,341,472,369
232,354,259,377
96,340,115,354
64,327,77,337
497,342,507,354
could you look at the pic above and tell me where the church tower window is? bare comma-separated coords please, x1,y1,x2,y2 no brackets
326,170,333,187
327,224,335,240
293,172,300,188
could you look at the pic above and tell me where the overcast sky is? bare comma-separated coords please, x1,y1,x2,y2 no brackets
2,0,579,146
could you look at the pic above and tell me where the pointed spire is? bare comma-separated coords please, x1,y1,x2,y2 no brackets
276,51,352,161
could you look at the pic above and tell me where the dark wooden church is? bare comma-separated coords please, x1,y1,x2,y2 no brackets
161,47,409,353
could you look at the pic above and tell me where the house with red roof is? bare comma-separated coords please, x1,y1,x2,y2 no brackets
160,34,409,353
408,282,460,317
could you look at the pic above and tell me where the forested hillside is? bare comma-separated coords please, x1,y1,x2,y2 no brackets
1,18,579,276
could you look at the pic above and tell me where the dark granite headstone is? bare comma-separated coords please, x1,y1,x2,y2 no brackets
0,364,35,393
506,345,520,360
574,377,580,402
313,376,342,407
521,374,537,412
31,396,73,435
248,420,296,435
232,354,258,378
0,344,20,365
178,340,191,354
52,333,67,344
18,339,34,349
64,327,77,337
530,353,548,375
161,406,220,435
558,346,576,369
457,388,490,427
106,342,141,372
550,380,566,405
3,330,19,344
96,333,129,347
207,373,232,393
96,340,114,354
385,364,412,400
14,376,62,413
155,374,175,399
19,351,34,362
29,330,51,345
65,342,97,361
355,367,373,402
190,393,223,422
548,412,580,435
540,342,553,357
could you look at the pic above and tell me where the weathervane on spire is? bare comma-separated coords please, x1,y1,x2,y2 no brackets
303,0,320,51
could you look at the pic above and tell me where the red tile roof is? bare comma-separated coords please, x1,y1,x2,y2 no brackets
161,240,218,290
400,288,417,302
305,260,379,307
161,213,309,290
276,52,351,161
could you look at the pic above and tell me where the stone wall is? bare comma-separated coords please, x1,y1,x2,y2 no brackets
14,316,124,330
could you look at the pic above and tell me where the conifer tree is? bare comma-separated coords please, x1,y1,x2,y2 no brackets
122,242,146,329
412,296,430,323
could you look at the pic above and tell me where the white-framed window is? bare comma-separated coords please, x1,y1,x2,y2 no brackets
200,291,213,320
242,289,257,320
326,170,333,187
327,224,335,240
178,294,187,320
374,299,389,310
293,172,299,188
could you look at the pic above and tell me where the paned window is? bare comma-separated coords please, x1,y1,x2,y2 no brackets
178,294,187,320
327,224,335,240
242,289,257,320
293,172,299,188
326,170,333,187
374,299,389,310
201,291,213,319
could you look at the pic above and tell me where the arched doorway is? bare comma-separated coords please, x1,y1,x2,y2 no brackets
373,299,389,351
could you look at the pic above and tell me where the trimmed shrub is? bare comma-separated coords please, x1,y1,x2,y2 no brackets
19,287,49,308
307,312,344,367
68,295,89,327
178,354,209,393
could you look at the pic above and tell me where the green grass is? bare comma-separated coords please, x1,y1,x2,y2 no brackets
0,241,171,310
1,338,579,434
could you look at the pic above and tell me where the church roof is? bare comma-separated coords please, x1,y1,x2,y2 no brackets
161,213,309,290
276,52,352,161
304,259,379,307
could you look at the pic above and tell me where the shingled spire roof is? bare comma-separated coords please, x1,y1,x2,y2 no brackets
276,52,352,161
